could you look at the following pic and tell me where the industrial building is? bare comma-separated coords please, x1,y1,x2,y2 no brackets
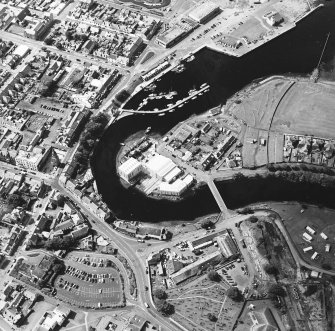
188,2,220,24
170,250,222,285
118,157,143,182
216,232,239,258
159,174,193,196
145,154,176,179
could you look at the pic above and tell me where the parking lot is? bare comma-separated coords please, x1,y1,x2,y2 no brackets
54,259,125,309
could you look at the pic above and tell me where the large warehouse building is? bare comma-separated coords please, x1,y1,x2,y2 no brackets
118,157,143,182
188,2,220,24
145,154,176,179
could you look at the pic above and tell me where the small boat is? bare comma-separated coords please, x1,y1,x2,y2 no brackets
158,113,165,116
178,104,183,108
156,95,163,99
166,95,173,99
145,127,151,134
149,93,155,97
199,92,203,96
120,143,125,146
167,104,173,108
154,108,159,111
191,96,197,100
200,83,208,88
188,89,196,95
186,54,195,62
169,109,175,113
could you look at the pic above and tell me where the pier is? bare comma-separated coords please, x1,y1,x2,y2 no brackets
122,85,210,115
207,178,229,217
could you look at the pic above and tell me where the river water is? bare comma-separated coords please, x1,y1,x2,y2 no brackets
91,1,335,223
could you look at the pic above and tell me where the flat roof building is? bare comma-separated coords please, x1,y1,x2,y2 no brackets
156,26,189,48
188,2,220,24
118,157,143,182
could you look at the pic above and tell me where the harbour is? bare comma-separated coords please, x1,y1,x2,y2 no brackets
92,1,335,223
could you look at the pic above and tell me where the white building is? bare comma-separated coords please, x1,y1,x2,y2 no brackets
159,174,194,196
118,157,143,182
146,154,176,179
188,2,220,24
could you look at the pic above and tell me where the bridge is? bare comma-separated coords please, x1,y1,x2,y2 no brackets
121,85,210,114
207,178,229,217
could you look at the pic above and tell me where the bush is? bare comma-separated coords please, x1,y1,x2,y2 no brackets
268,284,286,298
207,270,220,282
226,287,243,302
201,219,214,229
264,264,279,276
322,263,332,270
207,313,217,322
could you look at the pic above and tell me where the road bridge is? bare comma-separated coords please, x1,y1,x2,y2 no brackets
207,178,229,217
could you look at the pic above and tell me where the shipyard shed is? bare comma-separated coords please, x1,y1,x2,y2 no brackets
146,154,176,179
188,2,220,24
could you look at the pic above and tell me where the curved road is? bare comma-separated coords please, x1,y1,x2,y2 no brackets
55,181,176,331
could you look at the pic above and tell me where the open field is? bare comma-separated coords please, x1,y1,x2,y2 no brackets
267,202,335,269
228,78,335,167
272,82,335,138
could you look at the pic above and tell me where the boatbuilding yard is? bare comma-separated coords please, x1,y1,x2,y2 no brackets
117,109,243,198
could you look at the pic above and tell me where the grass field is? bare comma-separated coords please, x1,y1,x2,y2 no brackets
230,78,335,167
267,202,335,269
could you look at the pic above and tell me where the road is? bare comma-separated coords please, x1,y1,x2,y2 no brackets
53,181,177,331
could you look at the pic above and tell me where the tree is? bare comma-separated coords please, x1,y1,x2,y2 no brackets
201,219,214,229
268,284,286,298
55,41,63,50
7,193,25,208
303,284,318,297
207,270,220,282
322,263,332,270
65,30,74,40
264,264,279,276
249,216,258,223
227,287,243,302
207,313,217,322
44,37,53,45
157,301,174,315
153,288,167,300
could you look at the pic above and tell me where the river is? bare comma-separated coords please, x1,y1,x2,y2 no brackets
91,1,335,223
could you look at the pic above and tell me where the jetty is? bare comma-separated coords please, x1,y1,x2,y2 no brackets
122,84,210,115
